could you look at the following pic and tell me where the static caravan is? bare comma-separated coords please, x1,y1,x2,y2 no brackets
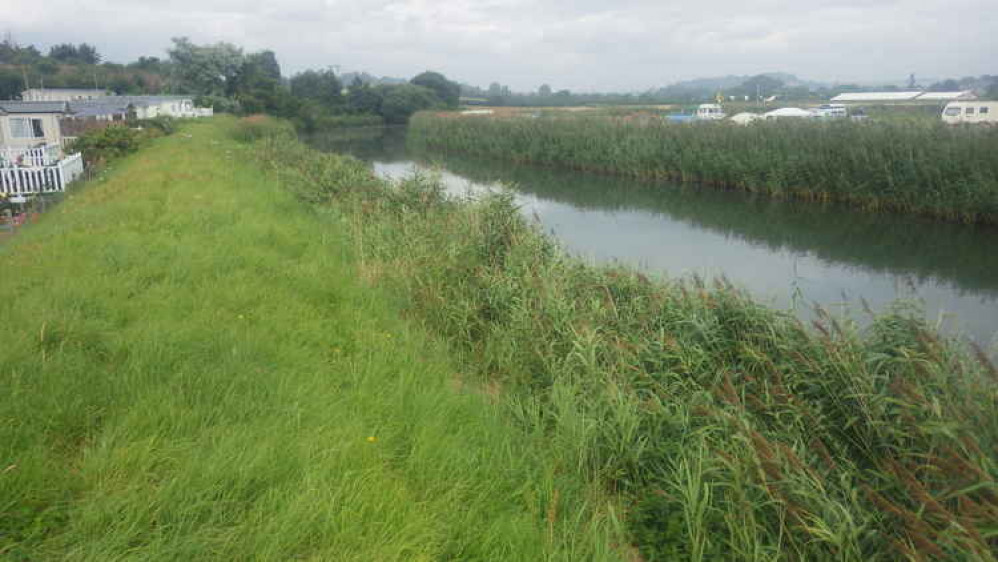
941,101,998,125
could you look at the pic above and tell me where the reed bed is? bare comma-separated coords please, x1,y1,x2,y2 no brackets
408,112,998,224
252,126,998,561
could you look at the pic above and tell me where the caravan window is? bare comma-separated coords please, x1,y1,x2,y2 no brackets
944,107,961,116
9,117,45,139
966,107,975,115
980,107,990,114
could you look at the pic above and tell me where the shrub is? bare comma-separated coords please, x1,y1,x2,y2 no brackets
231,114,296,143
67,125,146,166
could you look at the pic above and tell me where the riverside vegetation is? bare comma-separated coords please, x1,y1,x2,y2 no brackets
3,116,996,560
408,112,998,224
0,118,626,560
247,116,998,560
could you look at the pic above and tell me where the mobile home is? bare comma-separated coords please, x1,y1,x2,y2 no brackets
941,101,998,125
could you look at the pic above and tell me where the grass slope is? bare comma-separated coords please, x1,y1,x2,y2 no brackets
0,120,624,560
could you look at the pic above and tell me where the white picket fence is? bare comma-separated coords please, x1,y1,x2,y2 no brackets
0,153,84,201
0,144,63,168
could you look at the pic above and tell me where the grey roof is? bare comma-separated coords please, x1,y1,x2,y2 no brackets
0,101,70,114
66,95,195,117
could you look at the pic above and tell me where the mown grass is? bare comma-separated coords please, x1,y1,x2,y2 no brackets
254,119,998,560
0,117,628,560
407,112,998,224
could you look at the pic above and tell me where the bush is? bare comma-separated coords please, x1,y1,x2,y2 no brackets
67,125,146,166
231,115,296,143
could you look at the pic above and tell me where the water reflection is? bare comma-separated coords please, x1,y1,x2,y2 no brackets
305,127,998,347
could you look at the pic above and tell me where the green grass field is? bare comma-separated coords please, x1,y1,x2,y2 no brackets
0,119,626,560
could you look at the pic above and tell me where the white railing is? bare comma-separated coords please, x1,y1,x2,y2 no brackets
0,153,84,201
0,144,63,168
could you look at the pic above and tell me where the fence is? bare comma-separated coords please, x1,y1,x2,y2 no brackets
0,153,84,201
0,144,63,168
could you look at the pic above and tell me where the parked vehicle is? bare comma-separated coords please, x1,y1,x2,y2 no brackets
941,101,998,125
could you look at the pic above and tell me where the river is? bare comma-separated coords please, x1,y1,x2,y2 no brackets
307,126,998,349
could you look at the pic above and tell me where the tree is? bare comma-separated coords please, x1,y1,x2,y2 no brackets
77,43,101,65
538,84,552,97
232,50,285,112
167,37,244,96
290,68,343,108
928,79,961,92
410,71,460,107
0,68,23,99
346,77,383,114
379,84,438,124
48,43,79,63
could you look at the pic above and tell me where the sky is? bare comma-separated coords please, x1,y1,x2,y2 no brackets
3,0,995,92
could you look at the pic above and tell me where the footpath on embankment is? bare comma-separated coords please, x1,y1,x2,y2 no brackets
0,120,624,560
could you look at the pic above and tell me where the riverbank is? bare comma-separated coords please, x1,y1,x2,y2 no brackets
408,112,998,224
0,118,625,560
256,117,998,560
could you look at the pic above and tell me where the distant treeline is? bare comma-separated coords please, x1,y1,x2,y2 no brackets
409,113,998,224
1,37,463,128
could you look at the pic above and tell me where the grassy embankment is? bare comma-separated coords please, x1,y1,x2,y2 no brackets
251,116,998,561
408,112,998,224
0,117,626,560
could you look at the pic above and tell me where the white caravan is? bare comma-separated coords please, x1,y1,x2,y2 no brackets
695,104,726,120
941,101,998,125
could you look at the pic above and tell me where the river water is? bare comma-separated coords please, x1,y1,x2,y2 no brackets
307,126,998,349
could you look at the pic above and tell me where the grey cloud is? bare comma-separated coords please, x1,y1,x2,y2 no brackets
5,0,995,91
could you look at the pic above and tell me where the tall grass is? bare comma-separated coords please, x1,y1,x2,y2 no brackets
254,127,998,560
408,112,998,224
0,117,628,560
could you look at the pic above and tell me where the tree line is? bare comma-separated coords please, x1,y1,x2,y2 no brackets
1,37,462,126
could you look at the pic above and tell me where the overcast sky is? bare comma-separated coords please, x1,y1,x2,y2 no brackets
4,0,995,92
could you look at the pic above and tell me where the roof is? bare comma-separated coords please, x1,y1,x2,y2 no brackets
67,98,133,117
66,96,196,117
915,91,977,101
22,88,107,94
0,101,70,114
764,107,814,118
830,91,922,102
729,112,762,124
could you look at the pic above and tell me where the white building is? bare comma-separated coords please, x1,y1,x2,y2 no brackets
65,96,213,121
21,88,109,102
0,102,69,151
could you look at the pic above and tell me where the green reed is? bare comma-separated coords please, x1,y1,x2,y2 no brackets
408,112,998,224
253,127,998,560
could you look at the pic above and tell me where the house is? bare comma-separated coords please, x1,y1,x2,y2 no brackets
22,88,108,102
0,101,69,152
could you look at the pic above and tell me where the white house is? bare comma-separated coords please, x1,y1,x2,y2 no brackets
21,88,109,102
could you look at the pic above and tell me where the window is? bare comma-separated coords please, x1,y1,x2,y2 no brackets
966,107,975,115
9,117,45,139
944,107,961,116
980,107,990,114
